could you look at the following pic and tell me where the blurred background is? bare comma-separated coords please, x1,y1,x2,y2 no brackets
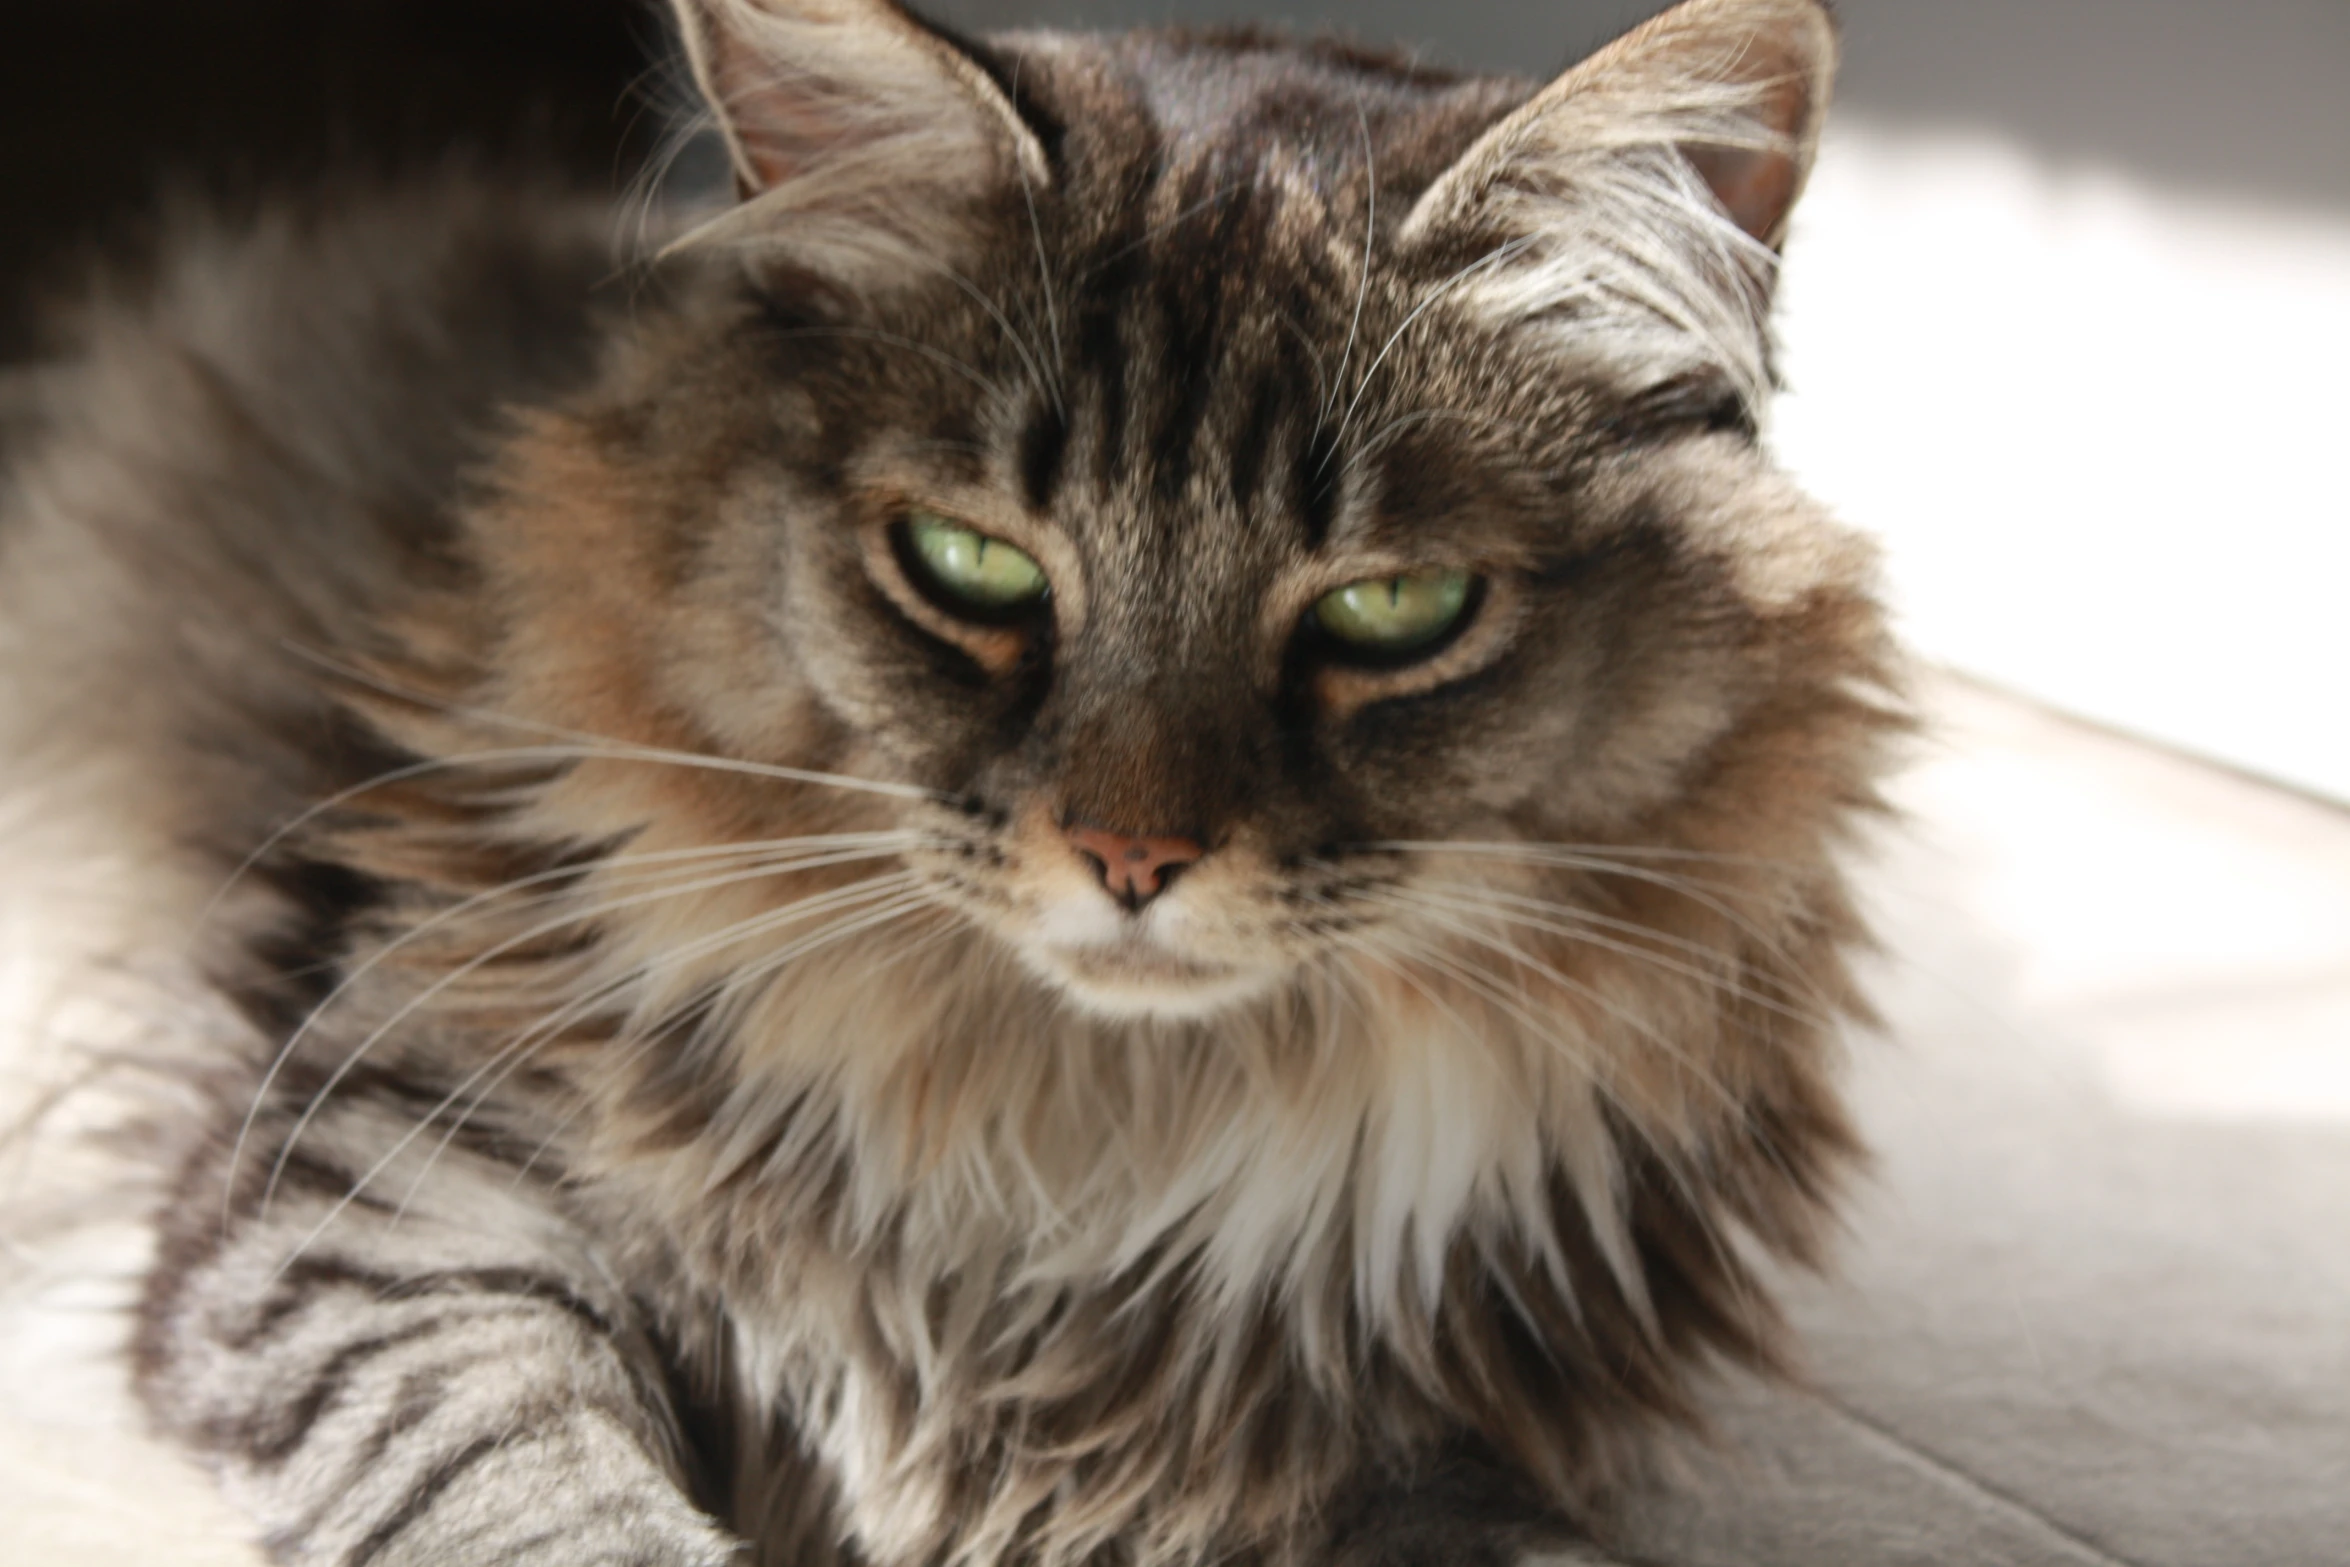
4,0,2342,801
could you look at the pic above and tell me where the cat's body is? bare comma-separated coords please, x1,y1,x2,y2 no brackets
0,3,1899,1564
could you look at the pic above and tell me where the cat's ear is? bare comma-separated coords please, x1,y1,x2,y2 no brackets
1404,0,1834,252
670,0,1047,268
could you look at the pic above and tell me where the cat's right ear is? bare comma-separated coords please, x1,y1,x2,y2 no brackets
1403,0,1835,252
669,0,1048,272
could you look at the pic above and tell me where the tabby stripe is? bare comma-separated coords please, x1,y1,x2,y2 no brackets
386,1271,680,1435
228,1256,407,1350
1148,244,1227,503
344,1430,510,1567
329,1364,451,1488
1017,402,1070,511
240,1318,447,1465
267,1146,400,1215
1226,364,1280,513
269,1367,461,1551
1295,428,1342,550
1078,253,1138,487
380,1266,624,1340
231,1259,622,1351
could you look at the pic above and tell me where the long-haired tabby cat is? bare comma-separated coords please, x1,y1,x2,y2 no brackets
0,0,1900,1562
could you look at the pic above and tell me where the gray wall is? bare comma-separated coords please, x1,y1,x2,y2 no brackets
930,0,2350,213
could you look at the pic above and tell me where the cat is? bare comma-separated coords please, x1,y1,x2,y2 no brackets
0,1,1900,1563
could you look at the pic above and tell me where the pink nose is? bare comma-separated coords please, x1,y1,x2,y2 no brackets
1065,825,1205,910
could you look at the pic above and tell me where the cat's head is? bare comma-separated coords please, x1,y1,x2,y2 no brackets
451,0,1889,1030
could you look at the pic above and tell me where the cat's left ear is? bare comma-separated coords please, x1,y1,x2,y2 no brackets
670,0,1048,269
1404,0,1836,252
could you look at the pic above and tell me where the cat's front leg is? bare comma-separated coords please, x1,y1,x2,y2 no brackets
136,1092,738,1567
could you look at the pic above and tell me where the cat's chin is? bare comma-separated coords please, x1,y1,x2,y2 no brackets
1023,940,1284,1023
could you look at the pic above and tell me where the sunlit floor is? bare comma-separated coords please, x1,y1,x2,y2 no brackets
1618,672,2350,1566
3,671,2344,1563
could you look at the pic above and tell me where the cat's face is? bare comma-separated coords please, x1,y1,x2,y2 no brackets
494,2,1882,1025
760,202,1776,1020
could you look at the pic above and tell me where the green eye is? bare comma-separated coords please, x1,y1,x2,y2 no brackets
903,512,1049,611
1313,571,1475,655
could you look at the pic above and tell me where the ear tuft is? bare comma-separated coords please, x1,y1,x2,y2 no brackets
1642,0,1835,247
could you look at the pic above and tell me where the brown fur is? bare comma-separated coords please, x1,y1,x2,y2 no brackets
1,3,1904,1565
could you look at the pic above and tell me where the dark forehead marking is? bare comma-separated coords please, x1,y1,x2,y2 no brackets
1295,423,1342,551
1017,402,1070,512
1225,362,1281,515
1145,159,1275,503
1017,27,1533,537
1077,247,1136,497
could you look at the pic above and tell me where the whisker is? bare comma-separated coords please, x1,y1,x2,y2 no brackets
1365,837,1826,875
253,854,919,1221
221,831,920,1227
700,886,938,1004
1009,49,1065,414
1360,893,1756,1126
1317,923,1488,1058
510,904,962,1191
1339,407,1554,488
1275,311,1333,416
1345,920,1773,1331
1393,882,1836,1029
1322,231,1545,474
209,646,941,920
1318,94,1377,438
923,262,1062,422
393,879,934,1222
1369,897,1831,1286
269,874,927,1272
1356,840,1825,1003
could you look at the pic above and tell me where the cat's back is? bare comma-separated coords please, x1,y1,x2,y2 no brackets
0,175,624,878
0,173,630,1098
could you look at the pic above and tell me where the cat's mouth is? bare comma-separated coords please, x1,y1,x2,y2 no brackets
1028,935,1282,1021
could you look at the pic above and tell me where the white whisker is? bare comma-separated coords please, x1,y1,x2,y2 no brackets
1360,891,1753,1126
1321,231,1544,474
506,902,959,1192
391,877,932,1222
1395,881,1834,1029
255,854,920,1220
1318,95,1377,437
221,832,921,1228
1346,918,1771,1332
1365,837,1822,875
207,645,941,922
1009,49,1065,414
1357,839,1825,998
268,873,928,1272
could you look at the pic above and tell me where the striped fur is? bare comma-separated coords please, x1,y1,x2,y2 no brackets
0,3,1899,1565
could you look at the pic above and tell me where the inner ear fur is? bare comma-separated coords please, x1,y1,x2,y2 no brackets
671,0,1049,213
1405,0,1837,250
